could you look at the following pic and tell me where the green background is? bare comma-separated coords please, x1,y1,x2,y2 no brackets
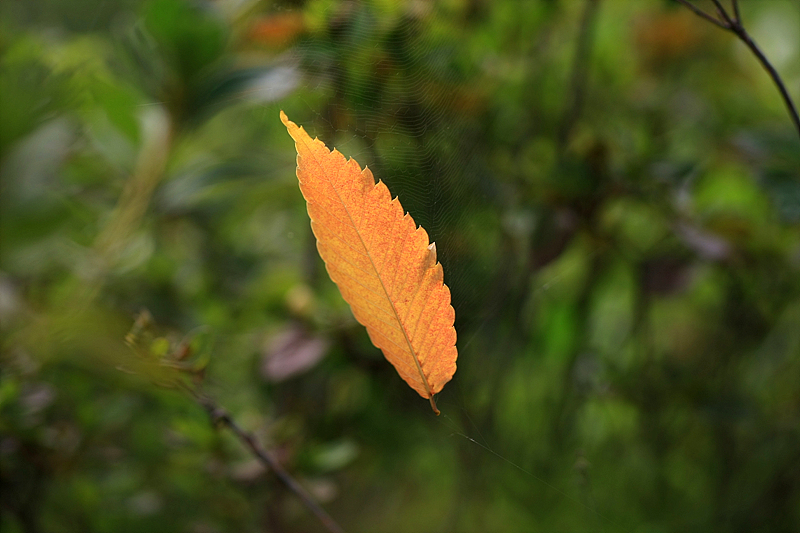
1,0,799,531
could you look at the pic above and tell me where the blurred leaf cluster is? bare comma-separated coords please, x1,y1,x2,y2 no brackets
1,0,799,532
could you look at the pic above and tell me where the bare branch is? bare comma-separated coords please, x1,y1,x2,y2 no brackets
674,0,800,141
673,0,728,29
710,0,735,27
728,25,800,139
197,395,345,533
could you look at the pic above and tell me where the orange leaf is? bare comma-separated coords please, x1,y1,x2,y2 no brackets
281,111,457,414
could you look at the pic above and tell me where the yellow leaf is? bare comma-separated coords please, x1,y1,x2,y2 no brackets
281,111,457,414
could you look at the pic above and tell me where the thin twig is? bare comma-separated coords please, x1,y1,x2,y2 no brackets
196,395,345,533
727,23,800,139
673,0,728,29
710,0,734,27
674,0,800,140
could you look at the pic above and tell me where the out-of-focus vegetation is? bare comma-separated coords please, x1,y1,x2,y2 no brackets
1,0,799,531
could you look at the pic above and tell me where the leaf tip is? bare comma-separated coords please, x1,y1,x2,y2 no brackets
427,242,437,265
280,109,293,127
280,110,297,135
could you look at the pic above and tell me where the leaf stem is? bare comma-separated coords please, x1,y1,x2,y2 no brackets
430,395,440,416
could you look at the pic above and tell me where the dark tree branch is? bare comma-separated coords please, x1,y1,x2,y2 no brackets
726,23,800,141
196,395,345,533
731,0,741,24
710,0,734,27
674,0,800,140
673,0,728,29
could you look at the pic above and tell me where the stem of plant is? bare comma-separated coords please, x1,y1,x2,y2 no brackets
197,396,345,533
674,0,800,141
729,22,800,140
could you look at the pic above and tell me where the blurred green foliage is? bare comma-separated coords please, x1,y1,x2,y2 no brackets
1,0,799,532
